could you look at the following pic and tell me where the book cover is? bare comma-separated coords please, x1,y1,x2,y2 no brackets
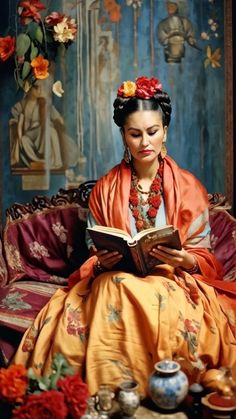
87,225,182,276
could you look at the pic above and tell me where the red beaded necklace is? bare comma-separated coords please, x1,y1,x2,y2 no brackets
129,161,163,232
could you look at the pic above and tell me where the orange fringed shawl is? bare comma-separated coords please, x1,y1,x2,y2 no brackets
89,157,235,287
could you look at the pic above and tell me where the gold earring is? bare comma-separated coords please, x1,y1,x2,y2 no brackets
123,146,131,164
160,143,167,159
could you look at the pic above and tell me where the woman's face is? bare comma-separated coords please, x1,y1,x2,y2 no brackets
122,110,167,164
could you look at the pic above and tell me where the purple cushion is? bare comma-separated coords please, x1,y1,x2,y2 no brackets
3,203,88,285
210,210,236,281
0,238,8,287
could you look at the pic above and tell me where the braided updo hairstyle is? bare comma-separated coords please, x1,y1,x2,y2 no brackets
113,89,172,128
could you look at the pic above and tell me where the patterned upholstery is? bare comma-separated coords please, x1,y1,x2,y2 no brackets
0,281,64,366
0,182,96,366
209,210,236,281
0,185,235,366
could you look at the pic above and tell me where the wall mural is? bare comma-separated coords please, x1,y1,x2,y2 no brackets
0,0,233,221
157,1,201,63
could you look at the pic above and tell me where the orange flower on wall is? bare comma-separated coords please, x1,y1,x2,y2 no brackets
31,55,49,79
103,0,121,23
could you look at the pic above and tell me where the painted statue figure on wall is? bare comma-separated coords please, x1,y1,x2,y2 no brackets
158,1,200,63
9,82,78,174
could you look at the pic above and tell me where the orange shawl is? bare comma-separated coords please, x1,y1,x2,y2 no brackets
88,156,236,296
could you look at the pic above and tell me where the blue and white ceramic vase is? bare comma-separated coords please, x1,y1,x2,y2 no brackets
148,360,189,410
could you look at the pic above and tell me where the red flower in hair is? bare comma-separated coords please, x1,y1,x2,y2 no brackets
117,76,162,99
135,76,162,99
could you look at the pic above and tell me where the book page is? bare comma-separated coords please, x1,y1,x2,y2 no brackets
88,225,132,241
133,225,174,241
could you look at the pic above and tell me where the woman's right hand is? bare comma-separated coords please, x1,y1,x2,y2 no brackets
96,249,123,270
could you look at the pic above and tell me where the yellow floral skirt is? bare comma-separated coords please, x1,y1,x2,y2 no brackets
13,266,236,396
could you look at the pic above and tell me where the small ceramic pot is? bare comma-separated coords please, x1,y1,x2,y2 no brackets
148,359,189,410
117,380,140,418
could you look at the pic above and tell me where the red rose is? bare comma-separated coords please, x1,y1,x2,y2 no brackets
45,12,64,26
11,390,68,419
129,195,139,206
0,36,15,61
147,207,157,218
57,374,89,419
150,178,161,192
0,364,28,403
136,76,162,99
18,0,47,24
148,195,161,208
132,208,140,219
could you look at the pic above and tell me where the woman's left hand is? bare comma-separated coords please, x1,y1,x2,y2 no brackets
150,245,197,271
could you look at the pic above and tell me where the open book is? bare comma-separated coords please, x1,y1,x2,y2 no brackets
87,224,182,276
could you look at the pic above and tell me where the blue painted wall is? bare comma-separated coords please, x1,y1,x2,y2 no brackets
0,0,226,223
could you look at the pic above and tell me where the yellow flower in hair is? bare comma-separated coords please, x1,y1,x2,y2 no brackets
118,80,136,97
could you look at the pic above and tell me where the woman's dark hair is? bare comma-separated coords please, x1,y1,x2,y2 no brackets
113,90,172,128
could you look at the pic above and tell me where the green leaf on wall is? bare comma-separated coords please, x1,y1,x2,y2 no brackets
27,21,39,40
35,26,43,44
27,22,44,44
21,61,31,80
16,33,31,57
30,44,39,60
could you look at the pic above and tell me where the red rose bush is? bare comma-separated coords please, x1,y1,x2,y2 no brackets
0,353,89,419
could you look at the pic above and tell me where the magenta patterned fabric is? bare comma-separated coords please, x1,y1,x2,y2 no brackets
0,281,66,364
209,210,236,281
0,237,8,287
3,205,88,285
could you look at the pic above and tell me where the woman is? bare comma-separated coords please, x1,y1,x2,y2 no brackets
14,76,236,396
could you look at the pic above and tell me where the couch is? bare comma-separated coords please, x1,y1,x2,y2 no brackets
0,184,235,367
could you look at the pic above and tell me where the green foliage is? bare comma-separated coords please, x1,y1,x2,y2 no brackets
27,353,75,394
16,33,31,57
30,44,39,60
21,61,31,79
